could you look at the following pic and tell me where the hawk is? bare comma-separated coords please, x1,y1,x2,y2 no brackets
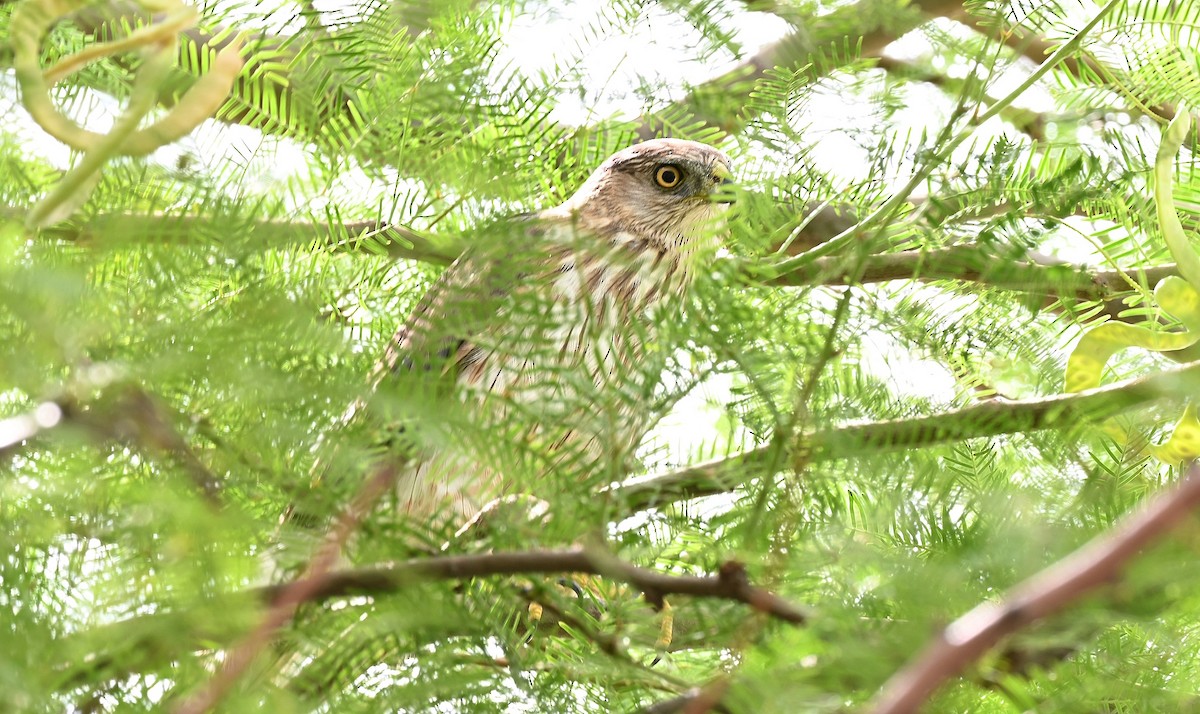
360,139,734,534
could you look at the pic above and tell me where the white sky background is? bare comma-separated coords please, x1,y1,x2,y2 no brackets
2,0,1109,475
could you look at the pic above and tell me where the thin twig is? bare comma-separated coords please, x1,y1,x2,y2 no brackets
102,387,224,505
509,577,697,700
961,10,1185,138
871,462,1200,714
517,584,625,659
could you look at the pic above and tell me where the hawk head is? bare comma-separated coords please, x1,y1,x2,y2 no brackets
554,139,734,254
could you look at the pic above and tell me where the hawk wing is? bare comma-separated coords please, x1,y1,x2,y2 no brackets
368,207,673,519
277,218,561,560
373,212,568,390
367,212,596,519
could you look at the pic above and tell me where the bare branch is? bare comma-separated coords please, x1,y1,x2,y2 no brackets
636,0,966,140
249,548,806,626
958,10,1190,146
516,584,626,660
172,463,399,714
871,461,1200,714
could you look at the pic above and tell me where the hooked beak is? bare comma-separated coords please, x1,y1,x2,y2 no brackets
706,163,737,204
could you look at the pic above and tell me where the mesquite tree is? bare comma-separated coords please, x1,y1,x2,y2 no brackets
2,0,1200,712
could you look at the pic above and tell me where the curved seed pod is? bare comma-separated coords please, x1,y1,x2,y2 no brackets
41,8,199,84
1064,107,1200,464
127,35,245,155
10,0,100,152
1065,277,1200,394
27,45,175,228
1156,107,1198,287
11,0,244,158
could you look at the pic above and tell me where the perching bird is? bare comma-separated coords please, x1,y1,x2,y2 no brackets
352,139,734,535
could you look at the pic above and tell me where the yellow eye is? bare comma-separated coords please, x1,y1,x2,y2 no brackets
654,164,683,188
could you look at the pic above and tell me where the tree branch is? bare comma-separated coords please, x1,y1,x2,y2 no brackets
54,360,1200,692
613,359,1200,511
247,548,805,625
635,0,966,140
871,461,1200,714
767,243,1177,300
958,9,1190,146
15,208,459,265
61,546,805,696
21,208,1177,305
638,681,734,714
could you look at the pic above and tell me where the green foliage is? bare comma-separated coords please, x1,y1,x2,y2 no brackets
3,0,1200,712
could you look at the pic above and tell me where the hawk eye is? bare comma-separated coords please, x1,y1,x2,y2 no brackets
654,164,683,189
